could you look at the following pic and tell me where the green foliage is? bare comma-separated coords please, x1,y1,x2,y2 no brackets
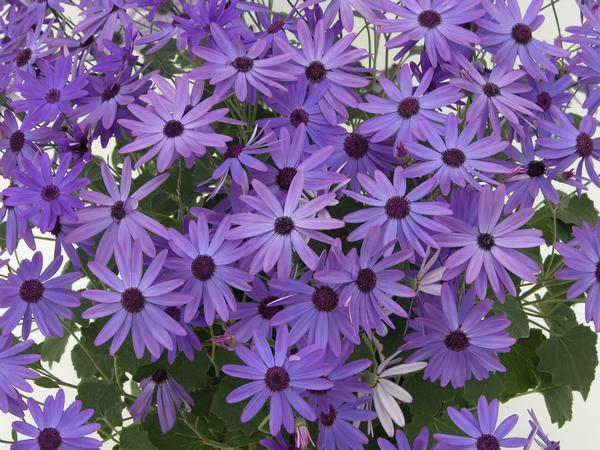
40,335,69,367
119,426,158,450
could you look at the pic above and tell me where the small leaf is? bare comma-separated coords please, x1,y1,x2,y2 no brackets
494,296,529,338
499,330,545,400
34,377,59,389
40,335,69,367
556,193,598,227
76,380,124,427
119,426,158,450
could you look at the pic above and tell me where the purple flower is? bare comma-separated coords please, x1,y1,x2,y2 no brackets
555,221,600,332
222,326,333,435
65,157,169,264
118,75,231,172
403,113,510,195
165,213,252,324
72,0,134,50
379,0,483,67
378,428,430,450
321,0,387,32
432,396,527,450
436,184,544,301
0,335,39,416
316,399,376,450
358,65,461,147
4,153,88,233
403,285,515,388
344,168,452,257
162,306,203,364
479,0,568,80
0,189,35,254
522,74,573,122
11,389,101,450
0,252,80,339
524,410,560,450
130,368,194,433
569,46,600,113
81,240,191,359
227,172,344,278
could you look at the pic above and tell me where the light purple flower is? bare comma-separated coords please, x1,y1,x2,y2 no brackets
0,335,39,416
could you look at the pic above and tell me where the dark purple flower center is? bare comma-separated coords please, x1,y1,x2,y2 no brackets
9,130,25,152
319,406,337,427
264,366,290,391
476,434,500,450
477,233,495,250
511,23,533,44
312,286,339,312
259,296,283,320
41,184,60,201
289,108,309,127
576,132,594,157
111,201,126,220
152,368,169,384
163,120,184,138
191,255,216,281
595,261,600,283
527,160,546,177
418,10,441,28
267,20,285,33
121,288,145,313
444,329,470,351
225,143,244,158
45,89,61,104
344,133,369,159
38,427,62,450
536,91,552,111
397,97,420,118
274,216,294,235
442,148,466,167
356,268,377,293
396,143,408,159
276,167,297,191
232,56,253,73
305,61,327,83
101,84,121,102
483,83,501,97
16,48,32,67
385,196,411,219
19,279,44,303
165,306,181,322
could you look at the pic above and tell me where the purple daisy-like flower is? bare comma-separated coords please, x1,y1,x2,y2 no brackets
11,389,101,450
555,221,600,332
0,335,39,416
569,45,600,114
378,428,430,450
379,0,483,67
130,368,194,433
165,213,252,325
227,172,344,278
320,0,387,32
344,167,452,257
0,189,35,254
403,285,515,388
223,326,333,435
192,24,295,102
358,65,461,147
118,75,231,172
403,113,510,195
0,252,80,339
524,410,560,450
4,153,88,233
522,74,573,123
432,396,528,450
479,0,568,80
316,399,376,450
65,157,169,264
436,185,544,301
81,240,191,359
162,306,203,364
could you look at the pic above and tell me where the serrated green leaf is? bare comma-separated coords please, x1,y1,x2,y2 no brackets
119,426,158,450
40,335,69,367
404,376,455,417
499,330,544,400
76,380,124,427
540,383,573,427
556,193,598,227
34,377,59,389
210,378,266,436
463,375,504,403
494,296,529,338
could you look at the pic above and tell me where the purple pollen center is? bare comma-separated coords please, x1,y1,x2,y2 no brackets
163,120,184,138
527,160,546,177
101,84,121,102
165,306,181,322
289,108,309,127
536,91,552,111
385,196,411,219
476,434,500,450
41,184,60,201
267,20,285,33
225,143,244,158
259,296,283,320
356,268,377,293
19,279,44,303
16,48,32,67
264,366,290,391
274,216,294,235
121,288,145,313
483,83,501,97
397,97,420,118
511,23,533,44
111,201,126,220
232,56,253,73
576,132,594,157
442,148,466,167
444,329,470,351
152,368,169,384
305,61,327,83
595,262,600,283
191,255,216,281
312,286,339,312
276,167,297,191
38,427,62,450
45,88,61,104
477,233,495,250
319,406,337,426
418,10,441,28
9,130,25,152
344,133,369,159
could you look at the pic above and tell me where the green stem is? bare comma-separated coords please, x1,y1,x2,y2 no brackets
181,412,236,450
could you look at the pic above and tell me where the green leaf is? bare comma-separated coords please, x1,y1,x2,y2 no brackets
463,375,504,403
494,296,529,338
210,378,266,436
40,335,69,367
556,193,598,227
499,330,545,401
76,380,124,427
538,301,578,335
537,324,598,399
34,377,59,389
538,376,573,427
404,376,455,417
119,426,158,450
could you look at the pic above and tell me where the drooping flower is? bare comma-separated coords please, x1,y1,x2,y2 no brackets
524,410,560,450
522,74,573,122
0,335,39,417
0,252,81,339
11,389,102,450
222,326,333,435
316,399,376,450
